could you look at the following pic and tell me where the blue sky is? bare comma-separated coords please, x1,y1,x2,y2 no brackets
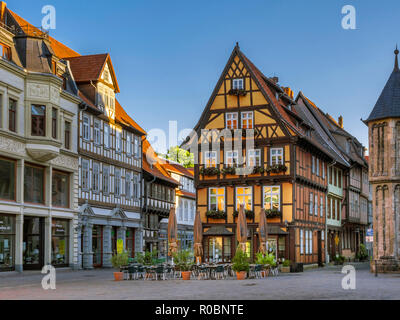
9,0,400,153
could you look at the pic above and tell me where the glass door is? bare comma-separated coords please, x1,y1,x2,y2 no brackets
92,225,103,268
23,217,44,270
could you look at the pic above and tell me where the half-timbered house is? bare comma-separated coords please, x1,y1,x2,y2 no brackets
66,54,146,269
142,139,178,255
187,44,333,266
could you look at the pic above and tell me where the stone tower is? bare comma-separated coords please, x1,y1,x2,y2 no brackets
365,48,400,273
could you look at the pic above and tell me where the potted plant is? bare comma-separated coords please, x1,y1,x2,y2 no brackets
173,249,194,280
333,255,346,265
136,250,158,266
111,251,129,281
280,259,291,273
206,210,227,219
233,210,255,220
232,249,250,280
356,244,369,262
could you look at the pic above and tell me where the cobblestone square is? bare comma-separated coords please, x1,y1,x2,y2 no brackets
0,263,399,300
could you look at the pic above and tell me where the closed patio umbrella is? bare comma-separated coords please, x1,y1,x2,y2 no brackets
236,204,248,253
258,208,268,254
193,210,203,263
168,207,178,257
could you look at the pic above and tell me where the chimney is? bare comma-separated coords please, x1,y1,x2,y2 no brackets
338,116,344,128
0,2,6,23
283,87,294,100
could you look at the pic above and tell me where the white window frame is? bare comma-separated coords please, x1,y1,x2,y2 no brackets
209,187,225,211
93,119,101,145
104,123,110,149
81,159,90,191
316,158,320,176
320,196,324,218
82,115,90,141
115,168,121,197
271,148,284,165
300,230,304,255
241,112,253,129
263,186,281,211
103,165,110,195
315,194,318,216
247,149,261,167
312,156,315,174
305,230,309,255
309,231,313,255
133,174,140,199
116,130,122,153
125,172,132,199
127,133,132,156
236,187,253,211
226,112,238,130
134,136,140,158
205,151,217,168
93,162,100,193
322,162,325,179
226,150,239,167
232,78,244,90
309,192,314,215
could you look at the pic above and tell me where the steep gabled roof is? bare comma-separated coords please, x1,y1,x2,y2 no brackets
115,100,146,136
65,54,120,92
366,49,400,123
161,159,194,178
7,8,80,59
142,139,179,185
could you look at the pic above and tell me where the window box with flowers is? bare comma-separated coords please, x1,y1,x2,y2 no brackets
266,164,288,174
221,167,237,175
252,166,265,175
233,210,255,220
228,89,247,96
265,209,282,219
206,210,227,220
200,167,220,176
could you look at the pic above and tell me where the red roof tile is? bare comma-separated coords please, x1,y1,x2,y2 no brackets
65,54,108,82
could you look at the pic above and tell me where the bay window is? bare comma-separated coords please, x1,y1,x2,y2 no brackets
52,170,69,208
31,105,46,136
263,186,281,211
209,188,225,211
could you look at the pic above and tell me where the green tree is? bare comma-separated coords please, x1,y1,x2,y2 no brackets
166,146,194,168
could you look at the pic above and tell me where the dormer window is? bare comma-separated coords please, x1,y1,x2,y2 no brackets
232,78,244,90
0,43,11,61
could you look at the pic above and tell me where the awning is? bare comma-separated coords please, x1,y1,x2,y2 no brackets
203,226,234,236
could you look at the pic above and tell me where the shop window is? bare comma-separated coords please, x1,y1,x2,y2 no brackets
263,186,281,211
51,219,69,267
236,187,252,211
24,164,45,204
31,105,46,136
126,229,135,258
0,215,15,271
0,158,15,201
209,188,225,211
52,171,69,208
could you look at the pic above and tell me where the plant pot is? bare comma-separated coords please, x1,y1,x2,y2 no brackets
114,272,124,281
261,270,267,278
280,266,290,273
236,271,247,280
182,271,191,280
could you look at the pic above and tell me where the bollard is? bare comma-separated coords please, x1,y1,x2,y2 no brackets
375,260,378,277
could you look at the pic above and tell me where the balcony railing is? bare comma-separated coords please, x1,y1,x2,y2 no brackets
0,21,49,39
